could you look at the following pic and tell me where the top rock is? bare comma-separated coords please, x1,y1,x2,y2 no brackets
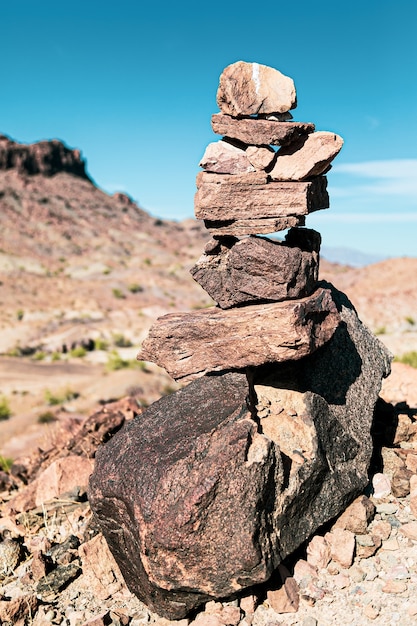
216,61,296,117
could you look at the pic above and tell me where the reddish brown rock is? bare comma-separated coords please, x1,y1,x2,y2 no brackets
0,594,38,625
138,287,340,381
190,229,320,308
269,132,344,181
194,172,329,223
306,536,331,570
78,533,125,601
199,140,255,174
216,61,296,116
267,578,300,614
211,114,314,146
204,215,305,236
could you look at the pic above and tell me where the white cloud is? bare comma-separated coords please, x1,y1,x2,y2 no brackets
330,159,417,199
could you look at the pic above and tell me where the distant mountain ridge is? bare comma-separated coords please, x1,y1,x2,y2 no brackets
320,245,386,268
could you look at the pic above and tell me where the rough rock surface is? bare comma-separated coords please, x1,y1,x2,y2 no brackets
203,215,306,236
216,61,296,116
138,287,340,380
90,288,390,620
246,145,276,170
194,172,329,222
190,229,320,308
269,131,344,181
211,114,314,146
89,372,269,619
0,134,91,180
199,140,255,174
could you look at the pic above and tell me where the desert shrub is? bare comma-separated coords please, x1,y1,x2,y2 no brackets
51,351,61,361
33,351,46,361
16,309,24,321
106,351,129,371
143,258,152,266
103,268,111,275
405,316,416,326
112,333,132,348
69,346,87,358
0,396,11,421
128,283,144,294
44,388,79,406
394,351,417,368
375,326,386,336
38,411,57,424
0,455,13,472
112,288,125,299
94,338,109,351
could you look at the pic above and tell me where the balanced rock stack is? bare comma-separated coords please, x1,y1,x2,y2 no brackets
89,62,391,620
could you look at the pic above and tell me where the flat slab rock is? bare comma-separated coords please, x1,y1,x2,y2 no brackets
194,172,329,224
190,228,321,308
138,287,340,381
204,214,306,236
89,286,391,619
216,61,296,116
211,114,315,146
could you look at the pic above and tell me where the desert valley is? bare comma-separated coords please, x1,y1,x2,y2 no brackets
0,130,417,626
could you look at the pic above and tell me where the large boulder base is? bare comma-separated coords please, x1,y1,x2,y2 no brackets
89,286,391,620
190,229,321,308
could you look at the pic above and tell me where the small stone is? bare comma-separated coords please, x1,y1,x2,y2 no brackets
405,453,417,473
334,572,350,589
293,559,318,585
31,550,49,581
364,604,380,620
382,580,407,593
375,503,398,515
302,618,318,626
381,537,400,551
400,522,417,540
408,603,417,616
306,536,331,570
393,413,412,444
333,495,375,534
267,578,299,614
385,564,410,580
240,595,257,615
391,466,413,497
370,520,392,541
325,528,355,569
381,448,404,477
0,538,21,577
372,473,391,498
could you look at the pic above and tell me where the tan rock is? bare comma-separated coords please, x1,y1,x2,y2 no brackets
194,172,329,222
393,413,412,444
0,595,38,625
370,520,392,541
78,533,125,600
35,456,94,506
325,528,355,569
381,447,405,476
267,578,299,613
199,141,255,175
293,559,318,584
399,522,417,541
391,466,413,497
355,535,382,559
382,580,407,594
211,114,314,145
306,536,331,569
333,495,375,533
240,594,258,615
246,145,276,171
217,61,296,116
372,472,391,499
138,287,340,381
269,132,344,181
31,550,48,581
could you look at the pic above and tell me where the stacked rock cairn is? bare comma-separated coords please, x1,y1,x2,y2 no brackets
89,62,391,620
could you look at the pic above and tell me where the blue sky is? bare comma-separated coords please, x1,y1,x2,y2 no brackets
1,1,416,260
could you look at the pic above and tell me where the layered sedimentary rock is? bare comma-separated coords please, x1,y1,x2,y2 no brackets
89,60,391,621
138,287,339,381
